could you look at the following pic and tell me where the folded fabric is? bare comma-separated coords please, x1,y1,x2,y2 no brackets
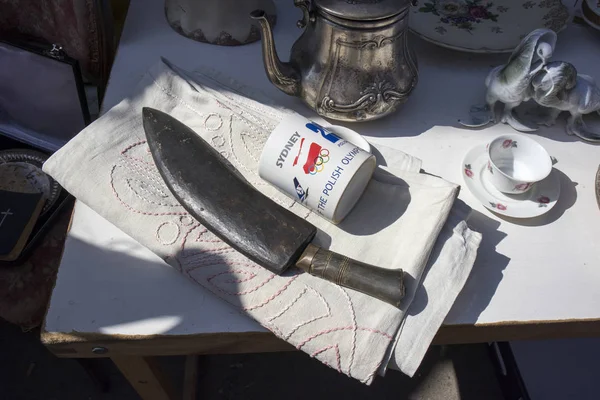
388,199,480,376
43,59,481,383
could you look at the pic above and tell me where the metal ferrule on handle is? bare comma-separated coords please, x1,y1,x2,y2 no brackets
296,244,405,308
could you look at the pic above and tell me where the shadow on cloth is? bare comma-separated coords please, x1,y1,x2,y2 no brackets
42,238,251,339
444,209,510,324
337,177,411,236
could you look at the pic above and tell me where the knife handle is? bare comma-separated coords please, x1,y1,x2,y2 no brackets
296,244,405,308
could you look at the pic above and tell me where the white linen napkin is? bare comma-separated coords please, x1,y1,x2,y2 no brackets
43,59,481,384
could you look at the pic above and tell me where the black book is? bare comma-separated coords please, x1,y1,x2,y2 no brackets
0,189,45,261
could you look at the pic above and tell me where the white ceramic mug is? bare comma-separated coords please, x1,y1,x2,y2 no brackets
486,134,552,194
259,114,376,224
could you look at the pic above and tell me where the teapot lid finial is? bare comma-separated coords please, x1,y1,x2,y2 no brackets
314,0,410,21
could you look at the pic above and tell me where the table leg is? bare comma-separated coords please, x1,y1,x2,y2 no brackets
183,355,199,400
77,359,109,392
111,356,176,400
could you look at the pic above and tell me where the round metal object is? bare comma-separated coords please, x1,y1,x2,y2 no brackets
0,149,61,215
253,2,418,122
164,0,277,46
315,0,410,21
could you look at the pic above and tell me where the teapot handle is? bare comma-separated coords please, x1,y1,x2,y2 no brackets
294,0,314,29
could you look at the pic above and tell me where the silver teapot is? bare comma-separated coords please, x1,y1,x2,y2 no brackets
251,0,418,122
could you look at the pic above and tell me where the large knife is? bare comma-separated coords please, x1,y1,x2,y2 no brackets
142,108,405,308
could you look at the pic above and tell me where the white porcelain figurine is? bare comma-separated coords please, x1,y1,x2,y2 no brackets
461,27,600,143
484,28,557,131
530,61,600,142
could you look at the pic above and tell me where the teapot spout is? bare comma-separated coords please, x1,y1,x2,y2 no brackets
250,10,300,96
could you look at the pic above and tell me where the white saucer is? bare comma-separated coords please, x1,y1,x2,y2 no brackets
462,144,560,219
325,124,371,153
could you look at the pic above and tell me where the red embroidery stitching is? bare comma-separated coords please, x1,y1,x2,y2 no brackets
296,326,393,350
194,227,226,243
224,270,257,284
208,272,276,296
268,286,332,341
120,140,154,165
242,275,300,311
121,140,147,154
312,345,342,373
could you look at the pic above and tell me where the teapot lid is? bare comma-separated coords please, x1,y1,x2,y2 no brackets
314,0,410,21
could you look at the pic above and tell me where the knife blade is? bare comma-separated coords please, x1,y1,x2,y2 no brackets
142,108,405,308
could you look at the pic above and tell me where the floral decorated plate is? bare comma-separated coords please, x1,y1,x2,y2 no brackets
582,0,600,31
0,150,61,216
462,144,560,218
410,0,573,53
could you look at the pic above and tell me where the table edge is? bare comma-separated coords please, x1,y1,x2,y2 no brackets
42,317,600,358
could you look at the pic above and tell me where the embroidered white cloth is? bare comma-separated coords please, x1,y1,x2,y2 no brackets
43,59,482,383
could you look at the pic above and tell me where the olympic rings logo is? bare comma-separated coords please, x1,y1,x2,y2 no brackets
308,149,330,175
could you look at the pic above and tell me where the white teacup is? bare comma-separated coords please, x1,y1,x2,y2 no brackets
259,114,376,224
486,134,552,194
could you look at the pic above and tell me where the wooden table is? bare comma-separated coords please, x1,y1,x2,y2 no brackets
42,0,600,398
